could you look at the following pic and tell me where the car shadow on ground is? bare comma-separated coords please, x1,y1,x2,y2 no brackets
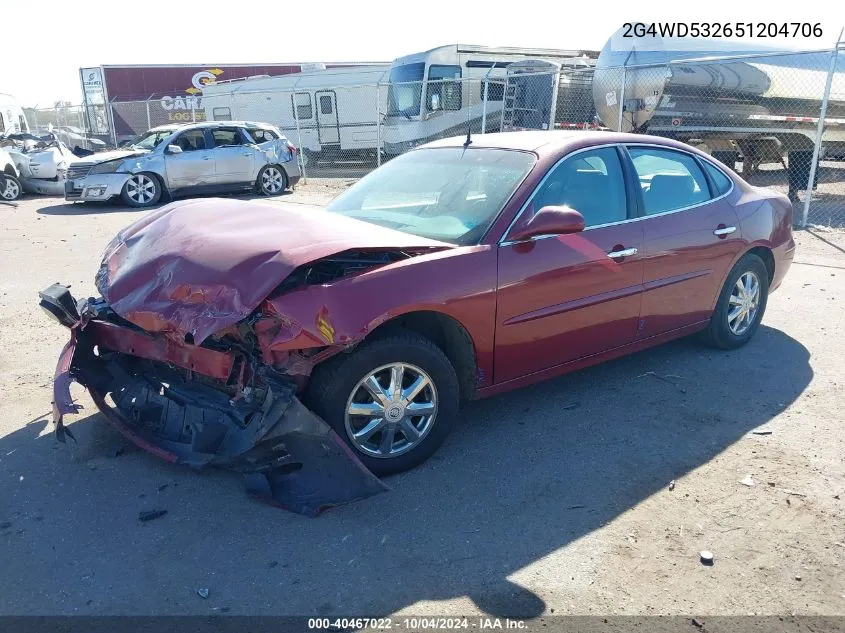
0,326,812,616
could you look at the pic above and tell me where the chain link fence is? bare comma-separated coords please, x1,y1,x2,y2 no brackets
22,104,110,152
20,45,845,227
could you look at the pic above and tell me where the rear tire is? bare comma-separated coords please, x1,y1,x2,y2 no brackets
120,173,161,208
306,330,460,475
256,164,287,195
1,173,22,201
701,253,769,350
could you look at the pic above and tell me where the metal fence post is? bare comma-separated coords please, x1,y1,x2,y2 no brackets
107,100,118,148
481,66,493,134
376,83,382,167
292,93,307,184
146,100,152,131
801,33,843,227
617,65,627,133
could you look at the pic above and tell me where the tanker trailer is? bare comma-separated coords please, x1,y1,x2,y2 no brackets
593,24,845,199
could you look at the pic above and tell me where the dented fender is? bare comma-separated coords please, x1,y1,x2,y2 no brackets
256,245,499,388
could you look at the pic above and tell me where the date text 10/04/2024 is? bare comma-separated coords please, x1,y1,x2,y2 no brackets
307,617,528,629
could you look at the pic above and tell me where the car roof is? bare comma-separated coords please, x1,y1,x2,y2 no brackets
148,121,281,133
419,130,704,158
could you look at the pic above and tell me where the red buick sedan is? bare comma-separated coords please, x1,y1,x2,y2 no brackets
42,131,795,514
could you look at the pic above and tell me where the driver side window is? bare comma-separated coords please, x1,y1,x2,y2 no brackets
530,147,627,228
173,130,207,152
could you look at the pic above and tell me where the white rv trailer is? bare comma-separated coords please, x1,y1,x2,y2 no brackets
0,94,30,136
381,44,598,155
202,64,390,158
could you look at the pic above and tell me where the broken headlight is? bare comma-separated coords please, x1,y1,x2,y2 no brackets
89,160,122,174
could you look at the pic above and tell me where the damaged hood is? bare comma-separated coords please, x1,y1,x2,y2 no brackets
96,198,451,342
78,148,147,165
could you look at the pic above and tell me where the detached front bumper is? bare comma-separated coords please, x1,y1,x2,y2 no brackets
65,173,130,202
43,284,388,516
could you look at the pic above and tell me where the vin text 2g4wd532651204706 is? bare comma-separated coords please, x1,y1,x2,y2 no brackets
39,130,795,514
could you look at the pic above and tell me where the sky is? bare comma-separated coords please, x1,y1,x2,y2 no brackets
3,0,842,106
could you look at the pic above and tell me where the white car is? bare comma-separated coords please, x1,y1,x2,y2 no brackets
0,146,22,201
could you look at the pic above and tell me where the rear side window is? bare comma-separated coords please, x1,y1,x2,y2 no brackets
628,147,710,215
702,160,733,196
0,112,4,133
250,128,279,143
211,128,247,147
530,147,627,228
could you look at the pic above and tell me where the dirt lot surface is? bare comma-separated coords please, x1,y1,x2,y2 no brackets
0,185,843,618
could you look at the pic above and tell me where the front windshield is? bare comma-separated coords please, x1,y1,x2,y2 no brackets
132,129,174,150
387,63,425,117
326,147,535,245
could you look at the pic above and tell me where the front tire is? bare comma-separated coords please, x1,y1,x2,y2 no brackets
120,173,161,208
306,330,460,475
701,253,769,349
1,174,22,201
256,165,287,196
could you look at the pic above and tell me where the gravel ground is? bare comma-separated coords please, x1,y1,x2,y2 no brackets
0,186,843,617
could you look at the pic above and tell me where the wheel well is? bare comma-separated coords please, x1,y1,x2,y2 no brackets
748,246,775,284
370,311,477,401
3,165,17,177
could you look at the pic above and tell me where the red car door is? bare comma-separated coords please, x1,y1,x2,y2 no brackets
626,145,745,338
494,146,644,384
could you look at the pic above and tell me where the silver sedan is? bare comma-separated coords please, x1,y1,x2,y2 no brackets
66,121,301,207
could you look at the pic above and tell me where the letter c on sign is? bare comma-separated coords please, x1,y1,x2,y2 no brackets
191,71,216,91
161,96,174,110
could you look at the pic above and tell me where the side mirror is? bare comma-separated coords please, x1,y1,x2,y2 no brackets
507,205,585,242
165,144,183,154
430,93,441,111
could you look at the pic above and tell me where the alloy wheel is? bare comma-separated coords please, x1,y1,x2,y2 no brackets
727,271,761,336
125,174,157,205
344,362,438,458
1,178,20,200
261,167,284,193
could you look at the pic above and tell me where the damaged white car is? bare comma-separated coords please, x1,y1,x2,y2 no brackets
0,146,22,200
66,121,302,207
2,132,83,197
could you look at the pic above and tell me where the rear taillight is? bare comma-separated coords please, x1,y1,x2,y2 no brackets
287,142,297,154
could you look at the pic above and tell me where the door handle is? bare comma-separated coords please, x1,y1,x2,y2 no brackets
607,247,638,259
202,157,212,160
241,152,252,156
713,226,737,236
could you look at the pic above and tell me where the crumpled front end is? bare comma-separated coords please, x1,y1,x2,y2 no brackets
42,283,388,516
